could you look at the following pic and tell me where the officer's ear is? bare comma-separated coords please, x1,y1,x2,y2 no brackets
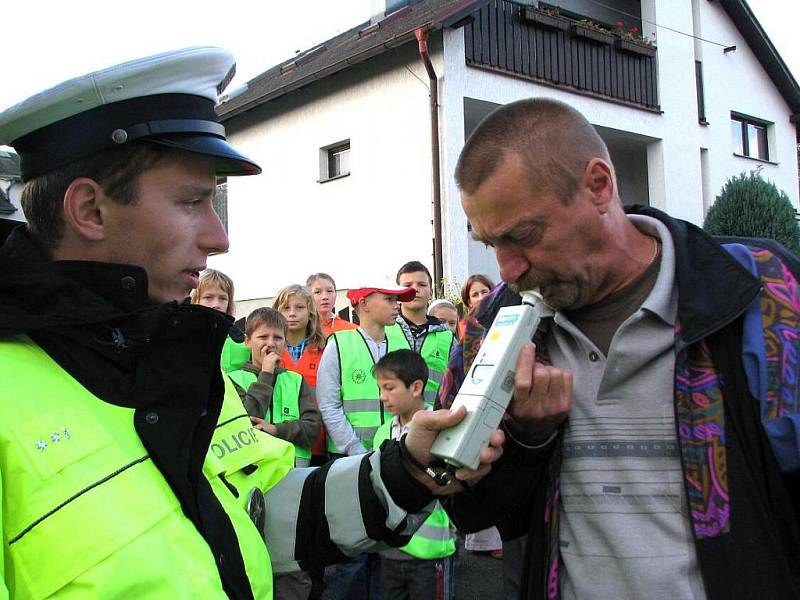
62,177,110,242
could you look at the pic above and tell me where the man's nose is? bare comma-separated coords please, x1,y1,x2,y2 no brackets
495,244,529,285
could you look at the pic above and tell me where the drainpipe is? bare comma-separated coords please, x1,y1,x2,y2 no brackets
415,26,444,292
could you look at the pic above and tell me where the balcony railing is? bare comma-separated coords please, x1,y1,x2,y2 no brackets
463,2,660,111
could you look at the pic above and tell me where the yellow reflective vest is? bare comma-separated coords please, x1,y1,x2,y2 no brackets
329,329,389,453
0,334,295,599
374,421,455,560
228,368,311,460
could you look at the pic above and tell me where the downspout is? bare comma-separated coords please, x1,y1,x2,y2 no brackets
415,26,444,292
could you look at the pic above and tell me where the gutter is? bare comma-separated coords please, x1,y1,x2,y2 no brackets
415,26,444,291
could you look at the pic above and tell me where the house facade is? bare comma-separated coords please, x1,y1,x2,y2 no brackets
216,0,800,313
0,150,23,240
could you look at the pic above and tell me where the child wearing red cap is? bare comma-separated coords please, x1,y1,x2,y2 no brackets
316,280,415,600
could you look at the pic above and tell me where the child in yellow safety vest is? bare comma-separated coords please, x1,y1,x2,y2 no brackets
373,349,456,600
228,307,321,468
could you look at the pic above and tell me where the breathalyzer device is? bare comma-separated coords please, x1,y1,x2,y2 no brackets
430,289,543,470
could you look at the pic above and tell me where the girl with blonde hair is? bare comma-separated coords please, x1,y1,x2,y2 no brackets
272,284,328,466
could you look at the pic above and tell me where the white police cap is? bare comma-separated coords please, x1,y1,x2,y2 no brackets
0,46,260,181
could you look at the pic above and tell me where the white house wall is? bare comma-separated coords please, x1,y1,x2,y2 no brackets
439,0,799,285
697,0,799,209
213,43,444,303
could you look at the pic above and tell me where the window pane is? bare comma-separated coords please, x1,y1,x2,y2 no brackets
213,181,228,232
747,123,768,161
328,152,340,178
328,144,349,178
338,148,350,174
731,119,744,154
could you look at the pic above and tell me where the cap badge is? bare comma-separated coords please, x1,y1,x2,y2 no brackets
111,129,128,144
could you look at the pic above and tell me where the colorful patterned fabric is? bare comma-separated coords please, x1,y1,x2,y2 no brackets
725,243,800,472
674,332,730,539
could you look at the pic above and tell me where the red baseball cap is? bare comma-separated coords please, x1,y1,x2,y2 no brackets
346,281,416,307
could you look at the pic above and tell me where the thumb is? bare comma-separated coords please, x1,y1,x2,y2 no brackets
412,406,467,432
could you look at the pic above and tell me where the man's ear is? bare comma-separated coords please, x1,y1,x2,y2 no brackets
62,177,109,242
582,158,615,213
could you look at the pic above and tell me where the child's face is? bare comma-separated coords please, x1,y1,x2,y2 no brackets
468,282,491,310
397,270,432,311
246,324,286,365
362,293,399,327
377,371,421,418
280,295,310,335
310,278,337,318
197,282,229,313
431,306,458,334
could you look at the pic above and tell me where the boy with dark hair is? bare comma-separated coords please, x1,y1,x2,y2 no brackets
373,350,456,600
229,307,321,468
387,261,454,407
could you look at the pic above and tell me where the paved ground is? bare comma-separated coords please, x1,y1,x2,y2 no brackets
320,535,506,600
453,538,505,600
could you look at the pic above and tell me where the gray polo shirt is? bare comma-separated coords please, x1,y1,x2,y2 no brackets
547,215,706,600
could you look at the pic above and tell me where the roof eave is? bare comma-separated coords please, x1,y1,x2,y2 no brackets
719,0,800,115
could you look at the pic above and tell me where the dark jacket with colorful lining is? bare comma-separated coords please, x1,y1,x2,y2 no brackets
442,206,800,599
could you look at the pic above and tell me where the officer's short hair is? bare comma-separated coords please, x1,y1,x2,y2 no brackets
21,142,177,250
245,307,287,338
373,349,428,389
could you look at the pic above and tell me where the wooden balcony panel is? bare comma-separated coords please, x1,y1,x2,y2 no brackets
463,1,660,111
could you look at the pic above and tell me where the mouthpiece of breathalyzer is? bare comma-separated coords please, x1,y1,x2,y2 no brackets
430,289,542,470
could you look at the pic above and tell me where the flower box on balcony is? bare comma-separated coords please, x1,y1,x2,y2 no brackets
615,38,657,57
523,8,570,32
570,23,614,45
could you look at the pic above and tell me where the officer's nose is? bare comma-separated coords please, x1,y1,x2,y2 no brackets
202,203,230,256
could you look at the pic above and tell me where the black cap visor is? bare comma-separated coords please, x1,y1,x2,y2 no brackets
148,134,261,176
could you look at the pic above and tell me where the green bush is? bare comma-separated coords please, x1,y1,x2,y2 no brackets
703,169,800,255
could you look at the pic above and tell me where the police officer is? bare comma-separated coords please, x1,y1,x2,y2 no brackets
0,47,502,599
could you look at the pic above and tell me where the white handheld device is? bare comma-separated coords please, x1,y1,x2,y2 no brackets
430,289,542,470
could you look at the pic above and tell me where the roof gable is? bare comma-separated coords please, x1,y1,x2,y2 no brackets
217,0,487,121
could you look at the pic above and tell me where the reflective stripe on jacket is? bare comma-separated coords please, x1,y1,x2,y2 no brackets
0,334,295,599
374,421,455,559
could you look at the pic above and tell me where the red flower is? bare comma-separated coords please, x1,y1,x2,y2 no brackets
630,26,639,34
616,20,624,29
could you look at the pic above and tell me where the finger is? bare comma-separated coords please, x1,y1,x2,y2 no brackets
548,368,563,405
487,428,505,449
560,371,573,412
530,363,555,412
512,343,536,403
412,406,467,431
478,441,503,465
454,462,491,483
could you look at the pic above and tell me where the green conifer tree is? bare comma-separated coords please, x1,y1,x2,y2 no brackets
703,169,800,255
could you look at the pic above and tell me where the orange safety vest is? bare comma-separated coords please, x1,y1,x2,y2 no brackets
322,316,357,339
281,344,327,455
